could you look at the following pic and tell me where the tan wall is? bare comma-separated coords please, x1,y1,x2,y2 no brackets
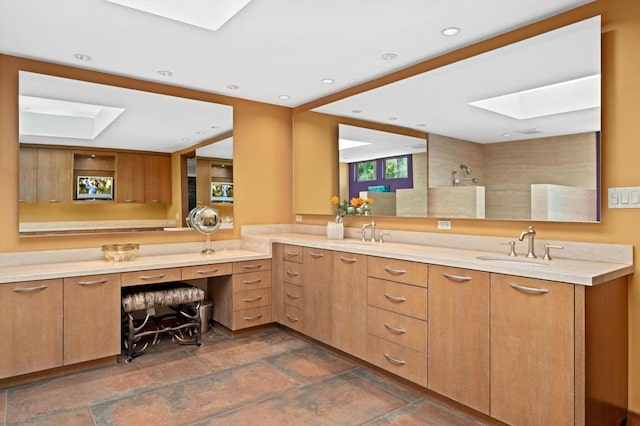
428,134,485,187
0,54,292,251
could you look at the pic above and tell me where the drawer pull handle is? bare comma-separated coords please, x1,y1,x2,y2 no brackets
384,294,407,303
339,257,357,263
47,199,60,203
286,251,299,257
242,264,263,269
244,314,263,321
243,296,263,302
442,272,472,282
286,292,300,300
383,267,406,275
139,274,166,280
243,279,263,284
384,353,407,366
286,271,300,277
309,252,324,258
384,323,407,334
196,268,219,274
13,285,48,293
509,283,549,294
78,279,108,286
286,314,299,322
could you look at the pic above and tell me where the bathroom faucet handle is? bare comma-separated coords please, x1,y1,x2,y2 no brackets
378,231,389,246
543,244,564,260
500,241,518,257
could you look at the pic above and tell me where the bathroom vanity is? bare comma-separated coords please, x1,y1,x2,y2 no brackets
0,227,633,425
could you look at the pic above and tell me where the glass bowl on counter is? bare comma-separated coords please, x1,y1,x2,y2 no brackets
101,243,140,262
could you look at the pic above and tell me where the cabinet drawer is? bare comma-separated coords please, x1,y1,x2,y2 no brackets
121,268,181,287
368,277,428,320
232,305,272,329
367,306,427,353
283,261,303,286
232,270,271,292
283,305,304,332
283,244,303,263
233,258,272,274
283,283,303,309
181,263,232,280
368,256,428,287
233,288,272,311
367,334,428,388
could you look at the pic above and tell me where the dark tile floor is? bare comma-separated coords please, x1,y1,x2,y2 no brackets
1,327,488,425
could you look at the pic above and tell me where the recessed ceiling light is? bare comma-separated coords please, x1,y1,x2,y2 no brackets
380,53,398,61
441,27,461,37
388,117,398,121
210,125,220,129
157,70,173,77
503,132,513,137
279,95,290,100
351,109,362,114
181,137,191,142
196,131,205,135
227,84,239,90
321,78,334,84
73,53,92,61
416,123,426,127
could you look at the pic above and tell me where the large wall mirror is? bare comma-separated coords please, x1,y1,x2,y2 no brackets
294,16,601,222
18,71,233,235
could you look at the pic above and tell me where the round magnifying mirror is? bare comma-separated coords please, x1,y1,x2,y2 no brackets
192,207,221,255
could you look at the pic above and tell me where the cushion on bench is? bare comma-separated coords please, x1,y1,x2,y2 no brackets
122,282,204,312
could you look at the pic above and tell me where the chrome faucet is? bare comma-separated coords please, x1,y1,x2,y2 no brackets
361,221,376,242
518,225,537,258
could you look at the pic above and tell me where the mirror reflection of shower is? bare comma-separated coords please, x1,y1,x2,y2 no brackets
452,164,479,186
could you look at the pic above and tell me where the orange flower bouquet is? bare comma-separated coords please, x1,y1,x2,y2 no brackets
331,195,372,220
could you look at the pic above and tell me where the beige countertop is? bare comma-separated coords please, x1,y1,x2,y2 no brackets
0,249,270,284
244,230,634,286
1,226,634,286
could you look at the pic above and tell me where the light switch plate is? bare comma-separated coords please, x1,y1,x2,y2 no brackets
295,215,303,222
608,187,640,208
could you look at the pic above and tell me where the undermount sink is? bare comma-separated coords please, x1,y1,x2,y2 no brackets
475,255,548,266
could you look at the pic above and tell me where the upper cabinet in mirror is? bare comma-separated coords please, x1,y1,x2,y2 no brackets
18,71,233,235
300,16,600,222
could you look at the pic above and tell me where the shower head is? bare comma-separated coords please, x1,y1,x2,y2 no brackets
460,164,472,175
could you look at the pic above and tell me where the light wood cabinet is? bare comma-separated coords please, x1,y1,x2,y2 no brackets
144,154,172,204
116,152,145,203
282,250,304,333
63,274,121,365
18,147,72,203
209,259,272,330
428,265,490,414
331,251,367,359
366,257,428,387
18,146,38,203
0,279,63,379
490,273,575,426
302,247,332,343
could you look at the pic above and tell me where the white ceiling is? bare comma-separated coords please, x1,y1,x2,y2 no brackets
0,0,594,108
1,0,598,154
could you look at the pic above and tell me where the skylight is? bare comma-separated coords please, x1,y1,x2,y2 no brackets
468,74,600,120
19,96,125,140
104,0,252,31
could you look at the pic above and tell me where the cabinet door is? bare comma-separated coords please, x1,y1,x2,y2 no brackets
19,146,38,203
63,274,121,365
302,247,332,343
144,154,172,203
37,148,72,203
331,251,367,358
428,265,490,414
490,274,574,426
117,153,145,203
0,280,63,379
